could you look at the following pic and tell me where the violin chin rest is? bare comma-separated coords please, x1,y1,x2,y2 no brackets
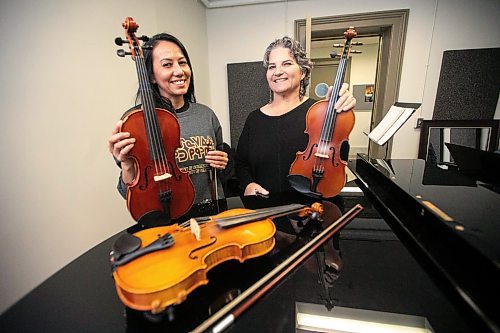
112,233,142,258
287,174,323,199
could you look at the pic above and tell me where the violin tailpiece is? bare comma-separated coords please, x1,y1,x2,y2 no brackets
111,233,174,270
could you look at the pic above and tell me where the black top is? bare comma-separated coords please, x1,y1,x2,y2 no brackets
235,99,316,193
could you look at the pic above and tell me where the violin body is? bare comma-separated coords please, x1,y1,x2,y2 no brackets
289,100,355,198
121,107,195,220
113,208,276,313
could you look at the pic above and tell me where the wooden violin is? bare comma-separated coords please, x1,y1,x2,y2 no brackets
289,27,357,198
110,203,323,314
115,17,195,221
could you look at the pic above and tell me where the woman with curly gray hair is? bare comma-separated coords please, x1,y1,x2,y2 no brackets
236,36,356,197
263,36,313,102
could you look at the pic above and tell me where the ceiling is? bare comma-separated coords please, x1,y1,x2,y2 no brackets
199,1,381,50
199,0,290,8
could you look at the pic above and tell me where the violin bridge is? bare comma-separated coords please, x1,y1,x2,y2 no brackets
154,173,172,182
189,218,201,241
314,152,329,159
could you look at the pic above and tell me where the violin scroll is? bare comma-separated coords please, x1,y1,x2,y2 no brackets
344,26,357,40
298,202,324,220
115,17,144,60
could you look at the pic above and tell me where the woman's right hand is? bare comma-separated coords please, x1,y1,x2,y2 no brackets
244,182,270,197
108,120,136,183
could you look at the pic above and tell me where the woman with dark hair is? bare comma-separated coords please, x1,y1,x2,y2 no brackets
107,33,228,206
235,36,356,197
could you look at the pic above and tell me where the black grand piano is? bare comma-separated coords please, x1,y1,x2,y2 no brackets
1,154,498,333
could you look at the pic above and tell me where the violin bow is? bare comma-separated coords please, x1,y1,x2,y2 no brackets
192,204,364,333
207,142,219,207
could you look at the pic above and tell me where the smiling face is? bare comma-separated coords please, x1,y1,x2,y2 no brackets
266,47,305,99
151,40,191,108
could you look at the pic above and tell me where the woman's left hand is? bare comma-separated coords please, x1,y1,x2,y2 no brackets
326,82,357,112
205,150,228,170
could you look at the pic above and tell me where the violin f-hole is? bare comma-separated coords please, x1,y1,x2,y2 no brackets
168,161,182,181
139,165,152,190
189,236,217,259
329,146,339,167
302,143,318,161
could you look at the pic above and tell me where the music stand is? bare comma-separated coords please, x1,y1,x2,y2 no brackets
367,102,421,158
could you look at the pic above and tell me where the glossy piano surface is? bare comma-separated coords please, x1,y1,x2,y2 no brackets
0,184,488,332
351,154,500,333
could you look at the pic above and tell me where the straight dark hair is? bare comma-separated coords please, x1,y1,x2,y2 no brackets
136,33,196,109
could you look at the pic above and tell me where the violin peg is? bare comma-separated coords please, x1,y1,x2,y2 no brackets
114,37,128,46
139,35,150,42
116,49,131,57
350,50,362,54
352,42,364,46
332,43,343,48
329,51,338,58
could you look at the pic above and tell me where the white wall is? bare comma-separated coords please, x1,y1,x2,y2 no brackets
205,0,500,157
1,0,499,315
350,43,379,155
0,0,208,314
397,0,500,157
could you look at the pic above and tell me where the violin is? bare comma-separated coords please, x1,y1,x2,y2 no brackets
115,17,195,221
289,27,357,198
110,203,323,314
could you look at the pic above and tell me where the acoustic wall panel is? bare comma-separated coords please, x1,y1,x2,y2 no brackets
433,48,500,120
227,61,268,148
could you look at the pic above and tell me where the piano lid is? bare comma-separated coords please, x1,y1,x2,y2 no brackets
350,154,500,333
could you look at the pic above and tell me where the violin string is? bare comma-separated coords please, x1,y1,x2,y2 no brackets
216,204,305,228
314,41,350,172
177,204,306,229
136,44,170,194
142,44,174,186
316,53,343,163
323,57,346,145
135,49,160,175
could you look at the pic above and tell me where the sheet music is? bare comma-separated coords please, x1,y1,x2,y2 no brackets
375,158,395,175
368,105,416,145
